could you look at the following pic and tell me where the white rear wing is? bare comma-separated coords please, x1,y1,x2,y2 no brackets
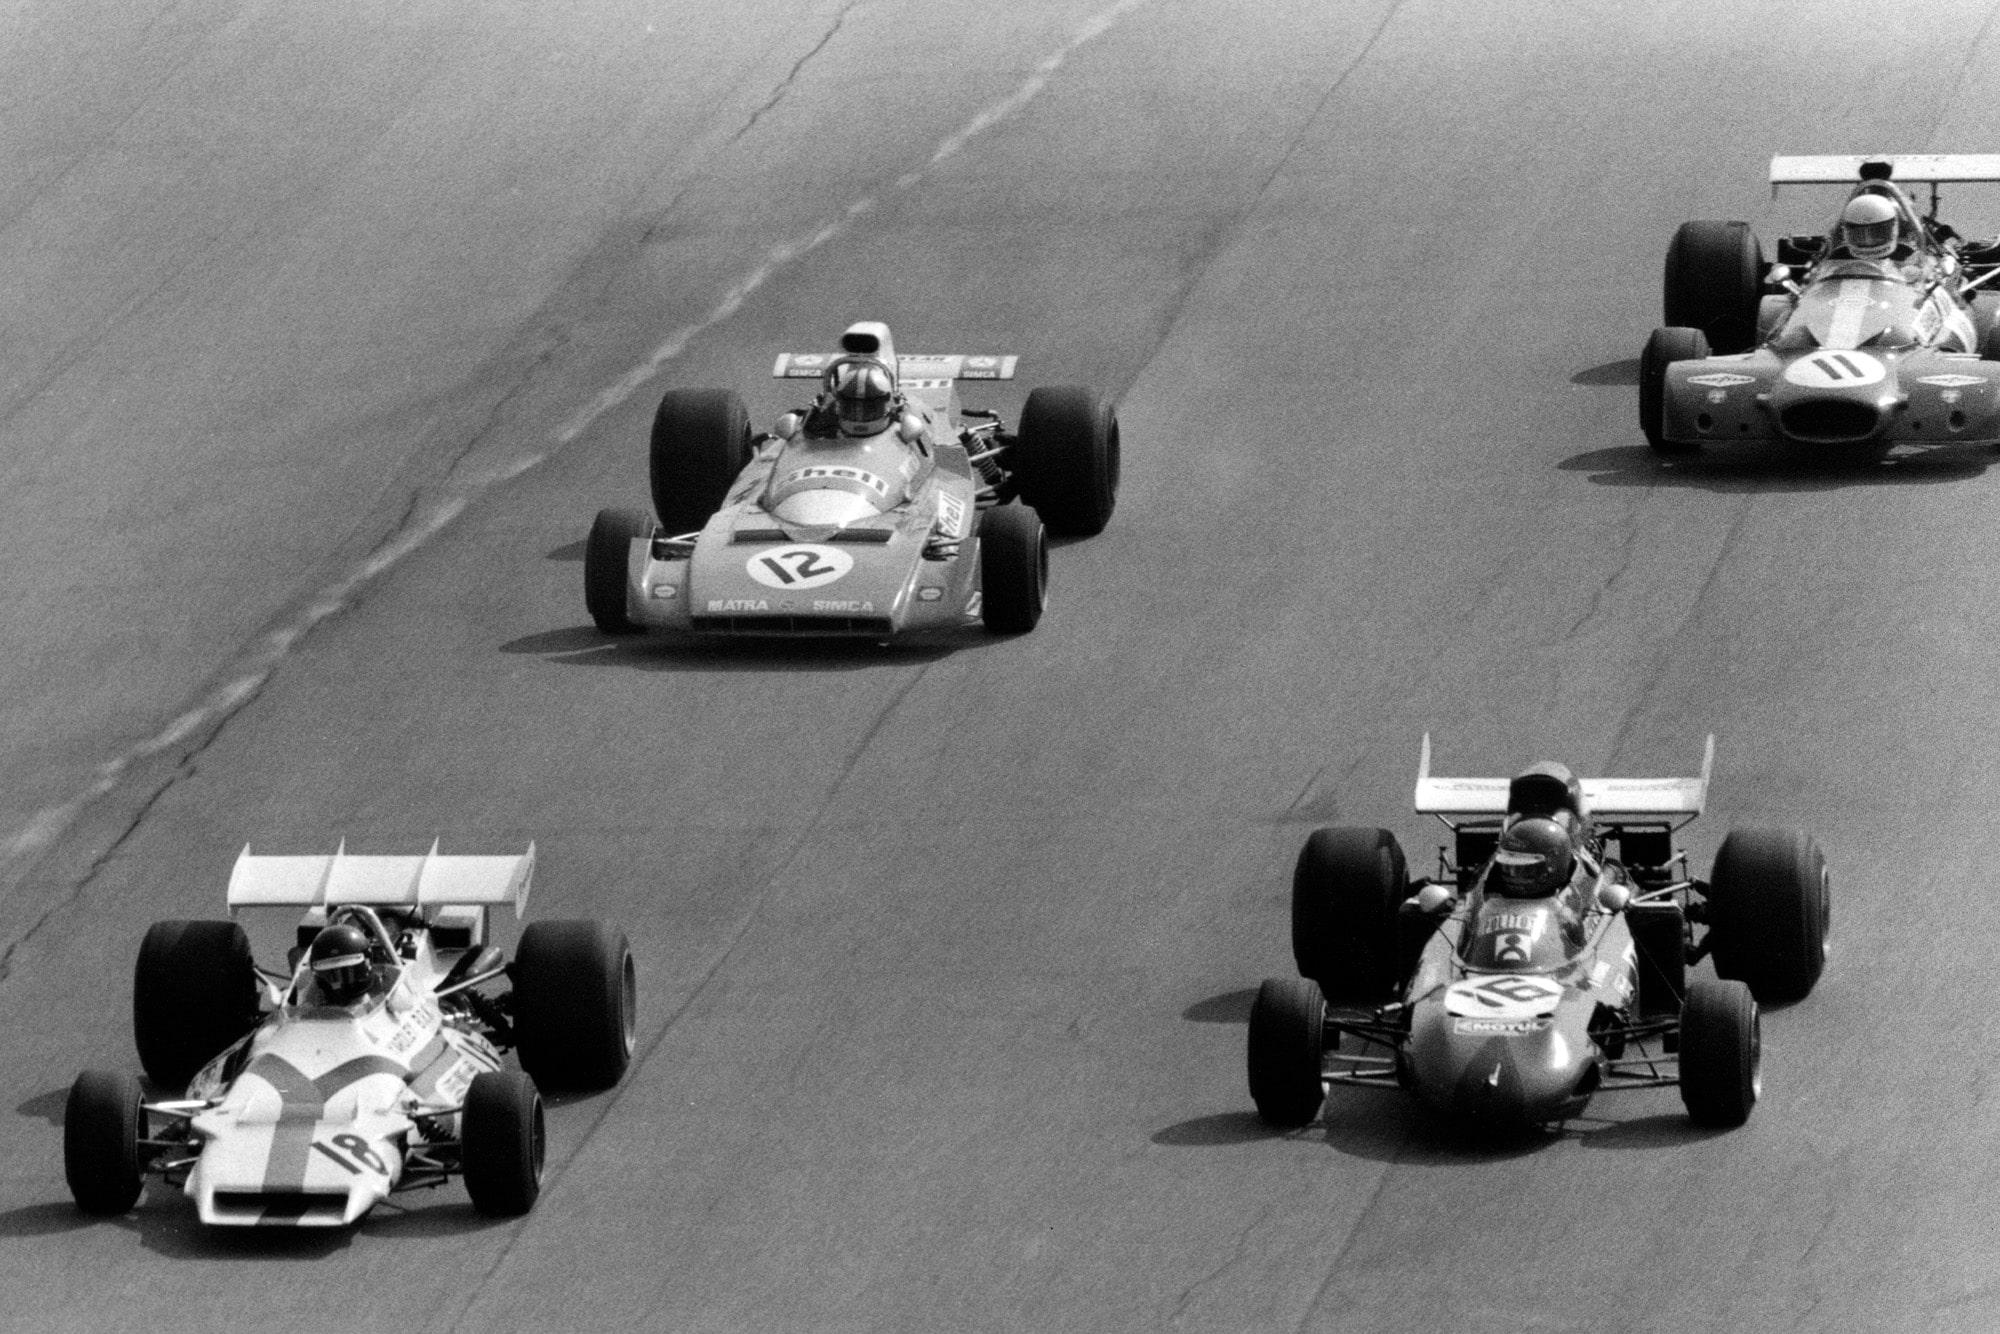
1413,735,1714,820
1770,154,2000,186
227,840,534,917
771,352,1017,381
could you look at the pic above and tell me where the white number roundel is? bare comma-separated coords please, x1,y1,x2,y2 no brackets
1443,974,1563,1019
1782,350,1885,389
747,544,853,590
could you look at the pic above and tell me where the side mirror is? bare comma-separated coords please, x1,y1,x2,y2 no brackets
1401,883,1457,918
774,411,804,439
1596,880,1631,913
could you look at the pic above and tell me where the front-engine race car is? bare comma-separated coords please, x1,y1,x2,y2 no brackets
1641,155,2000,453
583,321,1120,640
1246,738,1832,1131
63,843,636,1227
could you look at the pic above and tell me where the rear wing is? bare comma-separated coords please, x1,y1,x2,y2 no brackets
771,352,1017,381
227,840,534,917
1413,735,1714,821
1771,154,2000,192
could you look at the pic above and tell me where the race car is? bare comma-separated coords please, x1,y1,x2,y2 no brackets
63,843,635,1226
1246,738,1832,1131
583,321,1120,639
1641,155,2000,453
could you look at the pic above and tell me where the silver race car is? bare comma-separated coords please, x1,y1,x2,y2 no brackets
1642,155,2000,453
1248,739,1831,1131
63,844,634,1226
584,322,1120,639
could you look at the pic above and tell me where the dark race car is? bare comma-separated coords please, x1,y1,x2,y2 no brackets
1246,738,1832,1132
583,321,1120,640
1641,154,2000,454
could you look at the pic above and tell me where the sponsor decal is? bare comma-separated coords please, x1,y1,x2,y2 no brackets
746,544,854,590
1444,974,1564,1019
782,466,890,496
917,587,944,601
648,583,677,599
707,599,771,612
936,492,967,540
1783,349,1886,389
1919,374,1984,387
1454,1017,1553,1036
1481,911,1544,935
811,599,874,612
1493,932,1533,966
1687,373,1756,388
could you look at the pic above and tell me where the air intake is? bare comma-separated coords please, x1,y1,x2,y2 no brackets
1778,400,1881,443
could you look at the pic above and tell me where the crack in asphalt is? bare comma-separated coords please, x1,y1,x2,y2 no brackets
1166,1198,1279,1326
1603,495,1753,766
720,0,860,154
427,662,933,1333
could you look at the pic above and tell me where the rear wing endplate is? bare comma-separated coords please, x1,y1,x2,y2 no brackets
1770,154,2000,189
772,353,1017,380
227,840,534,917
1413,735,1714,820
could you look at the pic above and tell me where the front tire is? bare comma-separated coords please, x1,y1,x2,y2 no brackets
65,1069,145,1216
649,389,752,535
1665,220,1765,354
978,504,1047,634
1639,326,1711,454
1013,386,1120,537
584,508,653,634
133,920,259,1090
461,1070,546,1216
513,921,637,1091
1291,827,1408,1002
1246,977,1326,1127
1707,827,1831,1003
1679,977,1760,1127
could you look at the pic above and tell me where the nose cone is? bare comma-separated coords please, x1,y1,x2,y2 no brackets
1772,351,1900,443
1407,1010,1593,1126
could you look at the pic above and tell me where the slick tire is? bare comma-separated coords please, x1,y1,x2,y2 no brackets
1291,827,1408,1002
1013,386,1120,537
1678,977,1760,1128
1707,827,1831,1003
462,1070,546,1217
978,504,1048,634
133,920,260,1090
1664,220,1765,354
64,1069,145,1216
513,920,637,1091
1639,326,1710,454
584,508,653,635
1246,977,1327,1128
649,389,752,535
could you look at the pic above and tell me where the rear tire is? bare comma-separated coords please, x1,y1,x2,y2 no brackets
1707,827,1831,1003
649,389,752,535
1679,977,1760,1127
461,1070,545,1216
1246,978,1326,1127
1665,220,1765,354
978,504,1048,633
133,920,259,1090
1639,326,1711,454
64,1069,145,1216
1291,827,1408,1002
513,921,637,1091
584,508,653,634
1013,386,1120,537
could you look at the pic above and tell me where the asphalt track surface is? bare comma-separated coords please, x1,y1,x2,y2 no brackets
4,0,2000,1330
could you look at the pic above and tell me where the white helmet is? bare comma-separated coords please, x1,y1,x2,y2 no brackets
826,358,897,436
1841,193,1900,260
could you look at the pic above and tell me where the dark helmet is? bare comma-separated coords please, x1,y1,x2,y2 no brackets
307,922,374,1004
826,357,897,436
1491,817,1575,897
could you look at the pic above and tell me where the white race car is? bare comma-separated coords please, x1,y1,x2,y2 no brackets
63,843,634,1227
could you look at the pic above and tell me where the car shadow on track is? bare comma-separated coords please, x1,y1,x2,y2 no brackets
502,626,957,672
1565,441,1995,491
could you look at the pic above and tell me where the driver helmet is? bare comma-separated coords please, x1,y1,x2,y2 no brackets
307,922,375,1004
826,358,897,436
1841,193,1900,260
1490,817,1575,898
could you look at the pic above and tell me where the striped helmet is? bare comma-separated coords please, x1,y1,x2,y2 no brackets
826,358,897,436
